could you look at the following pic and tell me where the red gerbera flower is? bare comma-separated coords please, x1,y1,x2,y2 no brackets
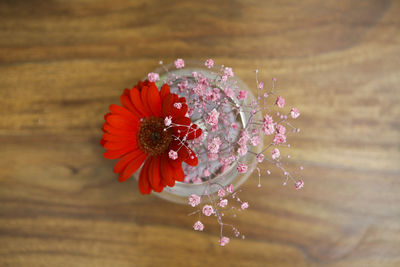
100,80,202,194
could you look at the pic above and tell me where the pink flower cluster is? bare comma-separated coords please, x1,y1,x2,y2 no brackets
155,58,303,247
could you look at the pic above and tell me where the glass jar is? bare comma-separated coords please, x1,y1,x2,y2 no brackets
137,61,263,204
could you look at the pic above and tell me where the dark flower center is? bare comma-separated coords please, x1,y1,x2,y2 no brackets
138,117,172,156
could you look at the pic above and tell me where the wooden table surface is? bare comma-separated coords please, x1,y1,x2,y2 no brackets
1,0,399,266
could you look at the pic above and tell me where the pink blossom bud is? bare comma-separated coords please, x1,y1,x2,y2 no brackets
173,102,182,109
174,58,185,69
273,134,286,144
218,189,226,197
202,205,214,216
205,59,214,69
206,108,219,126
237,162,248,173
219,236,230,246
276,96,285,108
241,202,249,210
271,148,280,160
147,72,159,82
276,124,286,134
226,184,234,193
219,199,228,208
188,194,201,207
168,150,178,160
290,107,300,119
295,180,304,190
193,221,204,231
164,116,172,126
224,67,234,77
262,123,275,135
256,153,265,163
237,90,248,100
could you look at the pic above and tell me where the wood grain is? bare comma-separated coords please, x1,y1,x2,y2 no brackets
1,0,399,266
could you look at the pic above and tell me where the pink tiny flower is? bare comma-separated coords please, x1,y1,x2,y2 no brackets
237,136,247,146
224,87,234,98
273,134,286,144
290,107,300,119
276,96,285,108
224,67,234,77
262,123,275,135
237,90,248,100
219,199,228,208
188,194,201,207
250,135,260,146
237,162,248,173
164,116,172,126
295,180,304,190
256,153,265,163
206,108,220,126
226,184,234,193
205,59,214,69
276,124,286,134
231,122,238,130
173,102,182,109
271,148,280,160
219,236,230,246
258,81,264,89
193,85,205,96
241,130,250,139
193,221,204,231
202,168,211,177
202,205,214,216
174,58,185,69
218,189,226,197
241,202,249,210
237,145,248,156
147,72,159,82
263,114,273,124
168,150,178,160
178,80,188,92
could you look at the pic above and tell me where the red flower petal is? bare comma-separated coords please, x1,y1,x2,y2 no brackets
160,153,174,187
146,83,162,117
104,146,136,159
120,89,142,118
162,94,175,117
130,87,151,117
170,165,185,182
149,156,163,192
119,152,147,182
140,86,154,116
138,158,152,194
102,132,136,142
106,115,138,131
104,140,137,151
171,103,188,118
102,123,137,136
113,149,145,174
184,147,199,166
160,84,170,101
109,104,139,121
172,117,202,140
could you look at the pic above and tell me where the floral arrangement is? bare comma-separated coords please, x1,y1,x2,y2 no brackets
100,58,303,246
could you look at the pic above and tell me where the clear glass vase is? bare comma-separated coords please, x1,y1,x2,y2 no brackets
136,61,263,204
